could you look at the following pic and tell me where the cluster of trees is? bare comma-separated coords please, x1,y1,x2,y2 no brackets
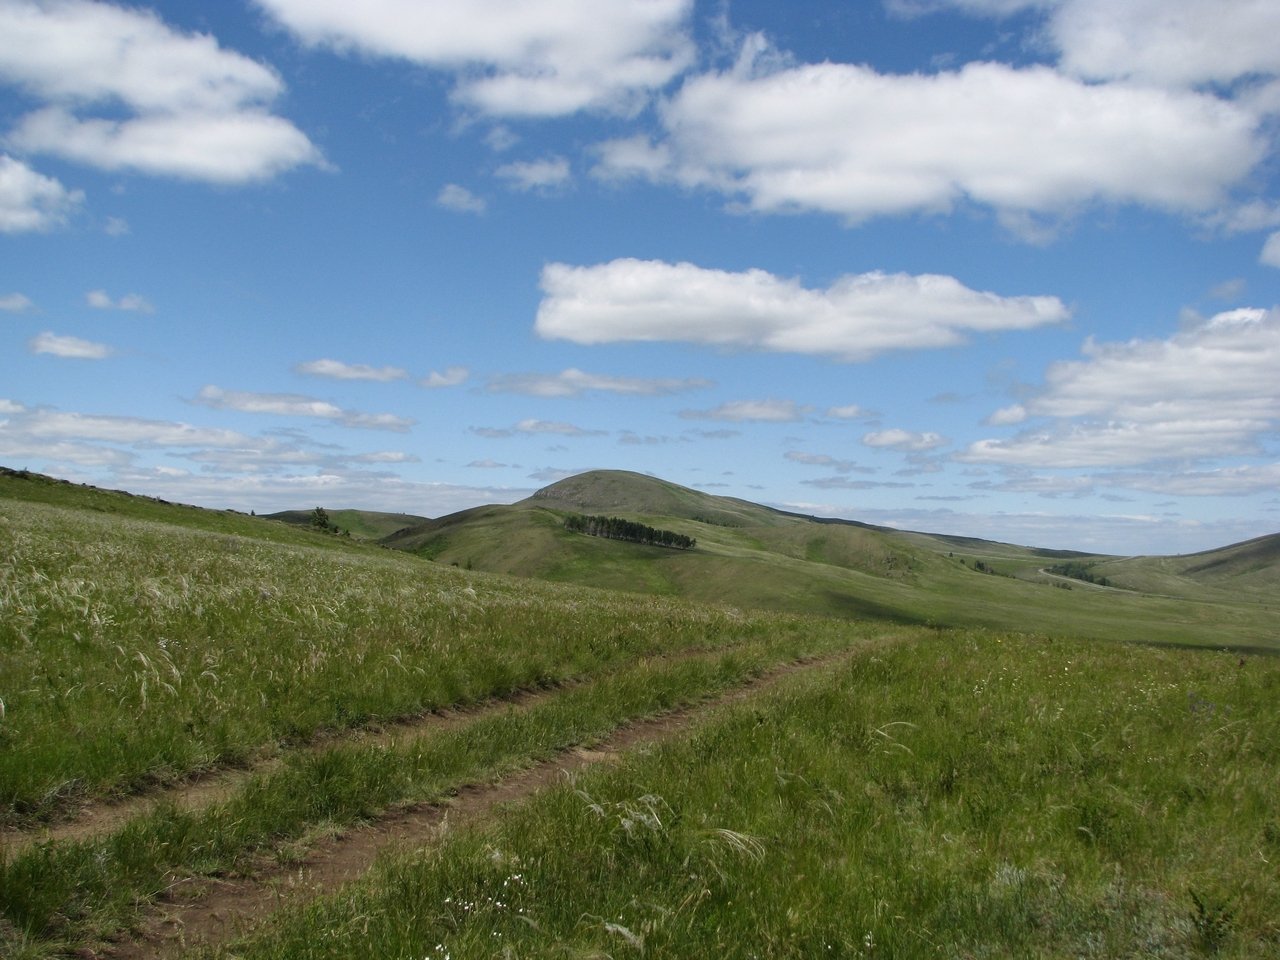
1047,561,1110,587
563,513,696,550
309,507,349,537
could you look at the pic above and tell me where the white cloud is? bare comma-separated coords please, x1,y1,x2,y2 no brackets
5,407,252,448
597,53,1262,232
863,429,948,451
0,154,82,232
801,476,913,490
1113,462,1280,497
0,437,137,467
254,0,694,117
11,107,322,184
487,367,710,397
437,183,486,213
0,0,321,183
421,366,469,389
496,156,571,192
1262,232,1280,268
0,292,33,312
966,307,1280,467
679,399,809,422
986,403,1028,425
472,419,605,439
103,216,129,236
29,331,112,359
970,473,1095,498
1047,0,1280,88
824,405,865,420
785,450,868,473
514,418,604,436
537,259,1067,360
196,385,414,432
903,0,1280,89
86,289,154,312
295,358,408,382
113,466,531,518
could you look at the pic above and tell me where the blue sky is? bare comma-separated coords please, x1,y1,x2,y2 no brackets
3,0,1279,555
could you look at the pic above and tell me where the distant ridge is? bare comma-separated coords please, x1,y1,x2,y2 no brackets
2,464,1276,651
526,470,771,527
265,508,429,541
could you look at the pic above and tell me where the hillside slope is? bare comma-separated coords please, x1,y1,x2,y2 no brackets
265,507,428,541
383,470,1279,649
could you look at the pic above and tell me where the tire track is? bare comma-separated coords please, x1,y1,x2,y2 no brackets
103,642,886,960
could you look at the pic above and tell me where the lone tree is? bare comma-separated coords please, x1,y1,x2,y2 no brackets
310,506,333,532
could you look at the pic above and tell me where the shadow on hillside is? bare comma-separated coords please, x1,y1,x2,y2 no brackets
822,591,936,627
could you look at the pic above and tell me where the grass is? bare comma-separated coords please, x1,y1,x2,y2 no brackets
4,468,1280,958
0,632,894,954
382,473,1280,651
209,633,1280,959
2,494,841,826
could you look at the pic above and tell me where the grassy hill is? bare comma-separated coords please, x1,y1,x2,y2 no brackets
383,470,1279,651
264,507,428,541
3,466,1279,958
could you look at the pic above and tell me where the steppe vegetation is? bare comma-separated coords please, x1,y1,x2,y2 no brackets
2,468,1277,958
210,633,1280,959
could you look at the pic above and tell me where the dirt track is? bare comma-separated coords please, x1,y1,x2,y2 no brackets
93,647,869,959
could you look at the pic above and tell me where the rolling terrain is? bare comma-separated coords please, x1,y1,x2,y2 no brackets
2,466,1278,958
383,470,1279,650
264,507,428,541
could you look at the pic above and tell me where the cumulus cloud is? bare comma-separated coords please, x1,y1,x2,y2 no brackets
595,50,1263,233
1262,232,1280,268
537,259,1067,361
966,307,1280,469
196,385,413,431
897,0,1280,89
29,331,112,359
863,429,948,451
0,154,83,232
295,359,408,382
421,366,470,389
0,292,34,312
1046,0,1280,88
436,183,486,214
679,398,809,422
254,0,694,117
0,0,322,183
496,156,571,192
824,405,865,420
985,403,1028,425
487,367,710,397
86,289,153,312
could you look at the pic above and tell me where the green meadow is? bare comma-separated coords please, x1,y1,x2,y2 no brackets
1,467,1277,957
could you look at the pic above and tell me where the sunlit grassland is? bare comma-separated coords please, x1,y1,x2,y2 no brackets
1,631,902,955
0,495,864,826
389,499,1280,651
218,633,1280,960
